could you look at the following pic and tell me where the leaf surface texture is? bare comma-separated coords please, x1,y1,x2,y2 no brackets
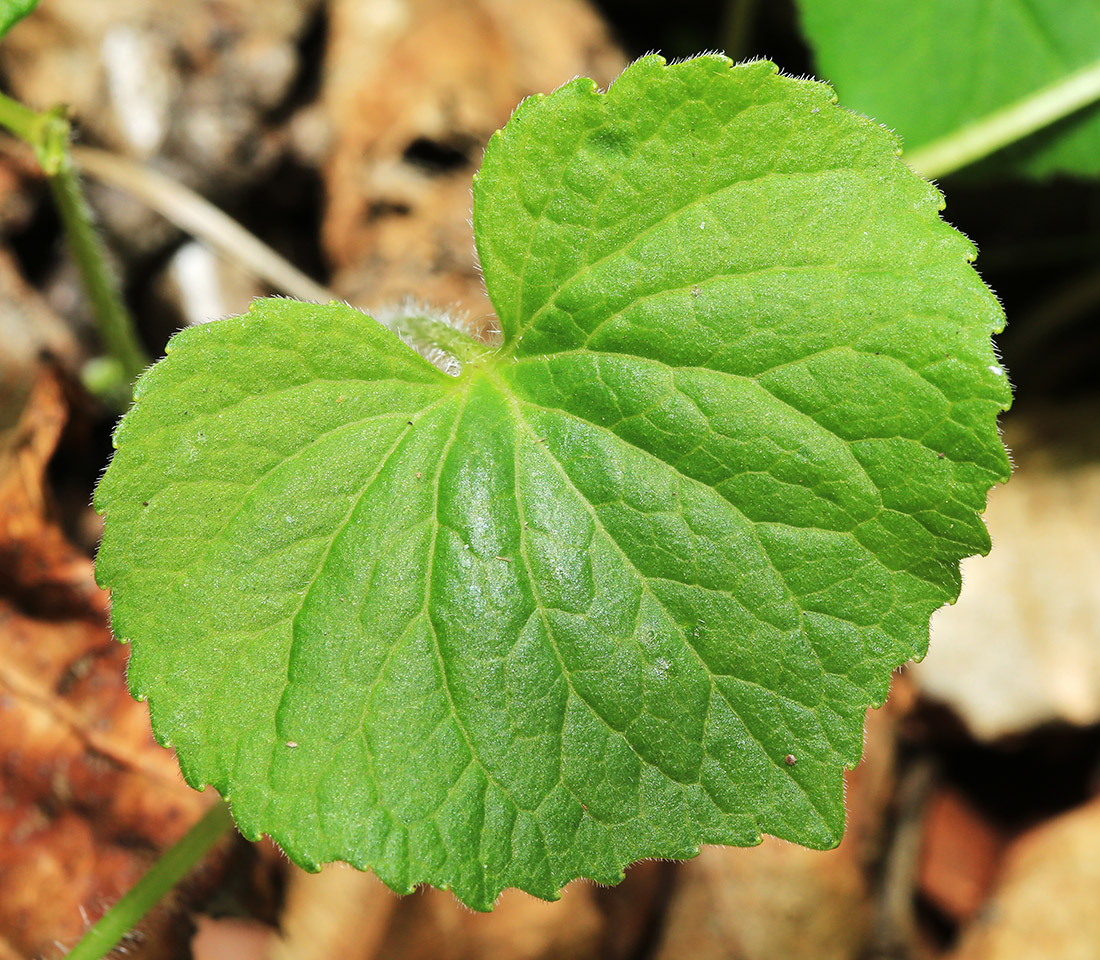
95,56,1010,909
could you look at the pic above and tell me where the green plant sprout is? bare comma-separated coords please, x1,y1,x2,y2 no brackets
0,0,147,406
93,51,1011,928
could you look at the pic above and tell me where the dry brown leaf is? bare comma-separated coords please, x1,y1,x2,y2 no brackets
0,370,212,960
0,251,79,438
322,0,625,328
0,371,92,613
917,407,1100,739
951,796,1100,960
918,788,1005,925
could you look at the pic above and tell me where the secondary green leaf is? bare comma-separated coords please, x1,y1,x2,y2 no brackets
94,55,1010,911
0,0,38,41
797,0,1100,177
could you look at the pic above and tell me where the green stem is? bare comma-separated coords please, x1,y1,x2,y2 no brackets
0,90,41,144
905,58,1100,179
65,802,234,960
0,93,148,390
48,158,148,382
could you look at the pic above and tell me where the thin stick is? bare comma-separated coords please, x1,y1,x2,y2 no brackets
65,802,234,960
906,59,1100,179
72,146,336,304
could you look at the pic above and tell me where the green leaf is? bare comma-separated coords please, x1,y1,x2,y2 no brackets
797,0,1100,177
0,0,38,41
94,55,1010,910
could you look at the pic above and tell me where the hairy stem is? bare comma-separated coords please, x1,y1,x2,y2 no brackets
65,802,234,960
396,313,495,365
0,93,148,390
906,58,1100,179
49,159,148,383
0,91,41,145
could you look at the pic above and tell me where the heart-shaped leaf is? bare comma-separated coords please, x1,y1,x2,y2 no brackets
95,55,1010,910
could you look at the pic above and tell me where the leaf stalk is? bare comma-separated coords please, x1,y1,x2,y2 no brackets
64,802,234,960
397,313,496,366
905,58,1100,178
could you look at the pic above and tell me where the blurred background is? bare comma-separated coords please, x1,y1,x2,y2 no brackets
2,1,1099,959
